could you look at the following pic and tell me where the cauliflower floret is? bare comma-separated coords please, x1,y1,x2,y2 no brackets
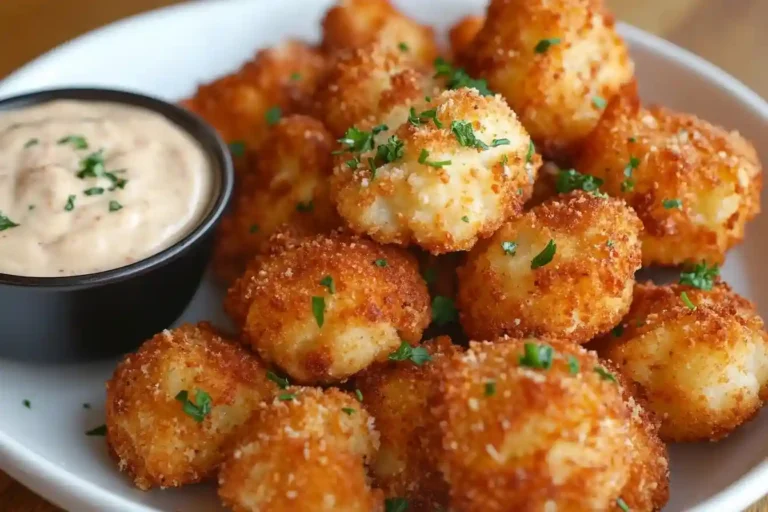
458,191,642,343
331,88,542,254
576,85,762,266
461,0,634,158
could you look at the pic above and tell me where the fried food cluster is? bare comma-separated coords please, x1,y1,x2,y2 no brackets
212,115,341,282
461,0,634,159
218,387,382,511
355,337,461,510
595,282,768,442
458,191,642,343
331,88,542,254
225,231,431,383
105,323,276,490
576,86,763,266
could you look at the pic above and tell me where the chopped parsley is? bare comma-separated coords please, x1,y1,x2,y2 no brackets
108,200,123,212
433,57,493,95
57,134,88,149
335,125,387,154
663,198,682,209
374,259,387,267
290,72,301,81
432,295,458,326
24,138,39,148
265,106,282,126
680,291,697,311
621,156,640,192
28,205,35,210
228,140,246,157
267,370,290,389
64,194,76,211
296,200,314,213
278,393,296,401
567,356,580,374
76,150,106,179
534,37,561,53
22,399,30,409
594,365,617,382
617,497,630,512
85,425,107,437
83,403,91,409
679,261,719,291
389,340,432,366
519,342,553,369
418,148,451,168
531,239,556,269
451,120,488,150
342,407,356,415
612,324,624,337
355,389,364,402
398,42,409,52
606,239,615,248
83,187,104,196
490,138,510,147
592,96,607,109
175,389,212,423
408,107,442,128
526,140,535,163
461,215,470,223
555,168,604,194
319,275,335,294
484,381,496,397
249,224,259,233
375,135,405,164
0,212,19,231
628,136,637,143
501,241,518,255
346,158,360,169
311,296,325,327
385,497,409,512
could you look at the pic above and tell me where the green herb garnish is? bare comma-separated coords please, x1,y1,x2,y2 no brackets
680,291,697,311
58,135,88,149
663,198,682,209
22,399,30,409
531,239,556,269
594,365,617,382
526,140,535,163
0,212,19,231
312,296,325,327
83,187,104,196
519,342,553,369
567,356,580,374
228,140,246,157
375,135,405,164
267,370,290,389
175,389,212,423
265,106,282,126
290,72,301,81
433,57,493,95
432,295,458,326
461,215,469,223
342,407,356,415
617,497,630,512
24,138,39,148
278,393,296,401
451,120,488,150
534,37,561,53
355,389,364,402
85,425,107,437
374,259,387,267
612,325,624,337
484,381,496,397
501,241,518,255
64,195,76,211
108,200,123,212
388,341,432,366
679,261,719,291
319,275,335,294
418,148,451,168
398,42,409,52
592,96,607,109
555,168,604,194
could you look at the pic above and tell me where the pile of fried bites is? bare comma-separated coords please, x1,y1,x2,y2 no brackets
103,0,768,510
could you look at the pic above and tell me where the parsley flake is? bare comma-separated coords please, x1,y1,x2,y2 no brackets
592,96,607,109
663,198,682,209
607,239,615,248
398,42,409,52
432,295,458,326
594,365,617,382
461,215,469,223
83,403,91,409
64,195,76,211
24,138,39,148
567,356,580,374
451,120,489,150
319,275,335,294
108,200,123,212
519,342,553,369
265,106,282,126
342,407,356,415
374,259,387,267
433,57,493,95
57,134,88,149
22,399,30,409
491,138,510,147
418,148,451,168
267,370,290,389
556,168,604,194
526,140,535,163
175,389,212,423
531,239,556,269
484,381,496,397
612,325,624,337
408,107,442,128
501,241,518,255
680,291,697,311
346,158,359,169
296,200,314,213
85,425,107,437
76,150,106,179
389,341,432,366
375,135,405,165
83,187,104,196
312,296,325,327
290,72,301,81
534,37,561,53
617,497,630,512
385,497,409,512
228,140,246,157
278,393,296,401
679,261,719,291
355,389,364,402
0,212,19,231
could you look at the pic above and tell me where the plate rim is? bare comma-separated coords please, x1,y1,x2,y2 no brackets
1,2,768,511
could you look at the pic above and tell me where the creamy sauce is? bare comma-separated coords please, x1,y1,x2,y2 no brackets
0,100,213,277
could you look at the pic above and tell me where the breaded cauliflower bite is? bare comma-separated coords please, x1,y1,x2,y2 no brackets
331,88,542,254
212,115,341,283
462,0,634,159
458,191,642,343
321,0,438,67
448,15,484,61
225,232,431,383
576,87,762,266
595,282,768,442
355,337,461,510
105,323,276,490
438,338,633,511
183,40,327,150
218,387,382,512
314,42,438,138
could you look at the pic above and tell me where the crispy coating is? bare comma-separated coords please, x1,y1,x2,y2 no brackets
437,338,633,511
355,337,461,510
594,282,768,442
576,85,763,266
182,40,327,150
458,191,642,343
462,0,634,159
313,42,438,137
331,88,542,254
321,0,438,67
225,231,432,383
212,115,342,283
448,15,484,61
105,323,276,490
218,387,382,512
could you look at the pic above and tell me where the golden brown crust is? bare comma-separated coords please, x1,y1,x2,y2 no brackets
225,231,431,383
105,323,276,490
355,337,461,510
331,87,542,254
576,84,763,266
218,387,383,512
594,282,768,442
321,0,438,67
212,115,342,283
182,40,327,150
437,338,633,511
458,191,642,344
448,15,485,61
462,0,634,159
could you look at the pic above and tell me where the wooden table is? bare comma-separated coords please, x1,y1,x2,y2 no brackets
0,0,766,510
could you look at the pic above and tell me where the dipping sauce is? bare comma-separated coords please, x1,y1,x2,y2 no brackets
0,100,213,277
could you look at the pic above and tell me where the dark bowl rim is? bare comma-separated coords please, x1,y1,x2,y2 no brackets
0,87,233,290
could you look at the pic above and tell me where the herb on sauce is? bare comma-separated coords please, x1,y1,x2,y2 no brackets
58,135,88,149
0,212,20,231
84,187,104,196
24,138,39,148
108,200,123,212
64,195,76,211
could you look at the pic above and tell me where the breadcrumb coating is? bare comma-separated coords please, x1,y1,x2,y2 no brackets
437,338,633,511
458,191,642,343
331,88,542,254
462,0,634,159
594,282,768,442
225,231,431,383
105,323,276,490
576,84,763,266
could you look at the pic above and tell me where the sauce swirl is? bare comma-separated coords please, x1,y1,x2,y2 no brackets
0,100,213,277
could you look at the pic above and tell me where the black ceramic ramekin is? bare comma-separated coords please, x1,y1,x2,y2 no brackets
0,88,233,362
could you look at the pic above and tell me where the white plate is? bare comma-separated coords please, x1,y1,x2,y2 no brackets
1,1,767,511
